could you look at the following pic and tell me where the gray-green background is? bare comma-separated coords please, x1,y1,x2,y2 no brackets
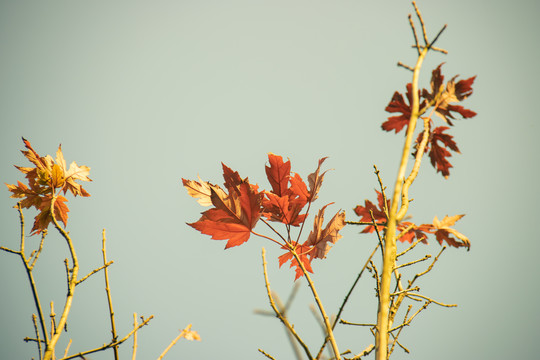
1,1,539,359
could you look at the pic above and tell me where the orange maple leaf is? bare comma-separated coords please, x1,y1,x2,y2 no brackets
185,164,263,249
6,138,91,234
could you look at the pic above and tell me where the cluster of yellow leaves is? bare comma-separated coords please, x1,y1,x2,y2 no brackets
6,138,91,234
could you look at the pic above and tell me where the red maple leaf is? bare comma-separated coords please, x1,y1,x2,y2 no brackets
427,126,460,178
396,221,429,244
262,154,326,226
185,164,263,249
353,190,388,233
422,63,477,125
382,83,424,134
278,243,315,281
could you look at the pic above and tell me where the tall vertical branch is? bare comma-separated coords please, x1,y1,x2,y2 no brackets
376,3,442,358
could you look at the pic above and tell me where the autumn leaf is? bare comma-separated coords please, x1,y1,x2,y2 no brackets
305,204,346,260
397,221,429,244
55,145,91,197
185,164,263,249
382,83,425,134
353,190,388,233
422,63,477,125
430,214,470,249
182,176,226,207
6,138,91,234
265,153,291,197
278,243,314,281
307,157,329,201
262,154,324,226
428,126,460,179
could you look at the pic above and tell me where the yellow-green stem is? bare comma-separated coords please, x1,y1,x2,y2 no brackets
290,247,341,360
43,195,79,360
375,47,427,360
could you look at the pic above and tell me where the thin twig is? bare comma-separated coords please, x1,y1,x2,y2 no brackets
316,243,379,360
29,230,46,270
409,246,446,286
261,248,314,360
369,211,384,264
2,204,50,347
397,62,414,71
157,324,200,360
408,14,420,55
258,349,277,360
428,25,448,50
76,261,113,285
394,254,431,270
132,313,138,360
389,300,431,332
396,237,425,258
406,293,457,307
63,339,72,358
273,291,303,360
60,316,154,360
390,286,419,297
348,344,375,359
49,302,57,337
32,314,43,360
369,260,380,299
45,193,79,360
102,229,119,360
388,305,411,357
412,1,428,45
373,165,389,217
340,320,376,327
345,221,387,227
288,246,341,360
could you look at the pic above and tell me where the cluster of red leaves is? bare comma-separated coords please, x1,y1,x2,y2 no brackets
183,154,346,280
6,138,92,234
382,63,476,178
354,190,469,250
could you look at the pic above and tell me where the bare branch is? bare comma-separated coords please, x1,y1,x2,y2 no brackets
406,293,457,307
258,349,277,360
408,14,420,55
340,320,376,327
396,237,425,258
409,246,446,286
132,313,138,360
412,1,428,45
29,231,47,270
60,316,154,360
101,229,119,360
261,248,314,360
393,254,431,270
32,314,43,360
63,339,72,359
157,324,201,360
76,261,113,285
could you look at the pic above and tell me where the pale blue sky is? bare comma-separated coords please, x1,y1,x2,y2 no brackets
1,1,539,359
